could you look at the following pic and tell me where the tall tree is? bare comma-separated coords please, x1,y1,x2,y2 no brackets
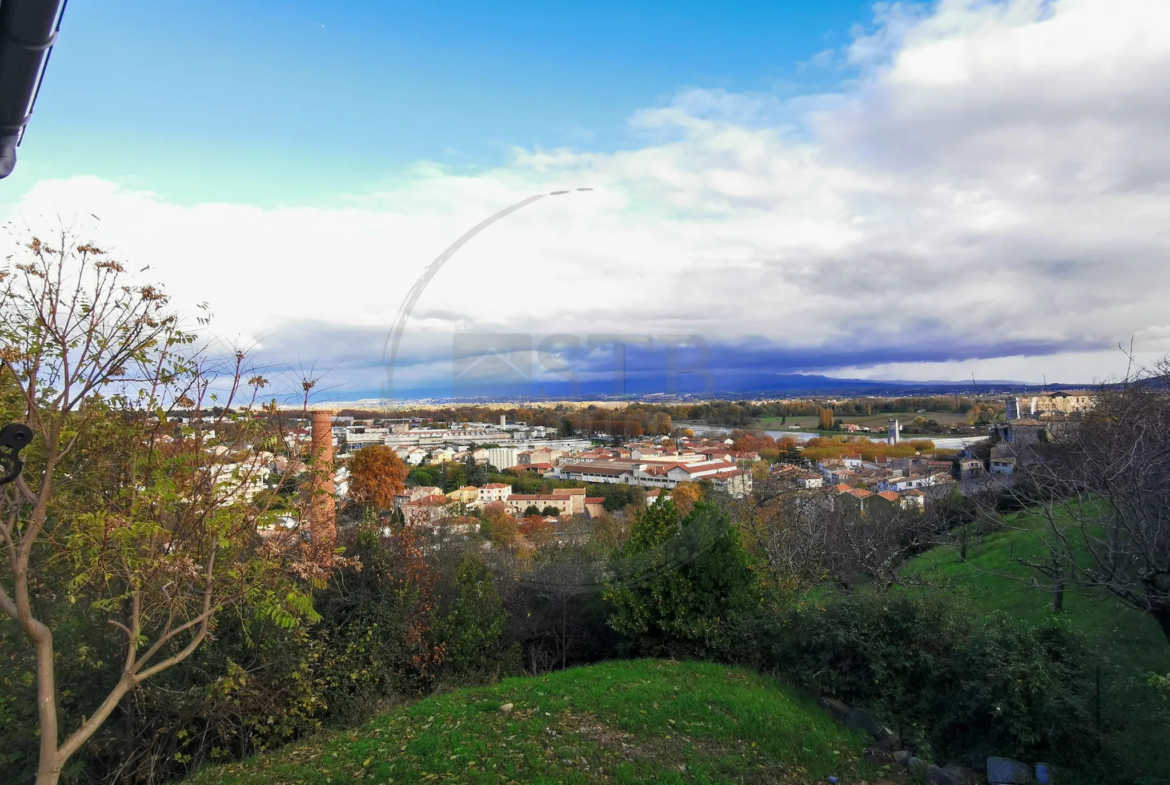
348,445,408,512
464,453,488,486
603,500,757,657
0,234,320,785
438,461,465,493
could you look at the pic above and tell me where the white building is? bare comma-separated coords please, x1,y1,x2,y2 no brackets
878,472,951,493
551,459,752,498
485,446,521,470
345,427,390,448
207,455,271,504
477,483,513,504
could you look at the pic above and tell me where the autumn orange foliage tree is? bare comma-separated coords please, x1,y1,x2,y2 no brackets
726,431,773,452
347,444,408,512
670,481,703,516
799,437,940,464
483,502,518,552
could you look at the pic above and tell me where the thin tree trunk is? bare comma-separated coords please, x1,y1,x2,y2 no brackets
34,626,61,785
1052,576,1065,614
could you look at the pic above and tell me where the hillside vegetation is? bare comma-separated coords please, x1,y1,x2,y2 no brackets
183,660,894,785
904,515,1170,783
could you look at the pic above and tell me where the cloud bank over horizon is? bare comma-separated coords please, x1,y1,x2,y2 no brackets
4,0,1169,401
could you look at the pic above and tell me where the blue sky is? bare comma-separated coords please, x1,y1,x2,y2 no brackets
6,0,874,206
4,0,1170,402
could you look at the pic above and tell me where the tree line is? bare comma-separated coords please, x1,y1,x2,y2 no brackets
634,396,1002,427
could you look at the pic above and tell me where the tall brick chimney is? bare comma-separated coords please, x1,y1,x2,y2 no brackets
308,410,336,561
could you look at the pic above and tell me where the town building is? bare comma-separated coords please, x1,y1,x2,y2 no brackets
1005,390,1095,420
477,483,512,504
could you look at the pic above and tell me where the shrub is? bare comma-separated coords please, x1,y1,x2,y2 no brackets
762,589,1100,770
503,546,618,674
604,500,760,660
0,523,458,785
434,556,518,680
312,525,445,720
0,596,326,785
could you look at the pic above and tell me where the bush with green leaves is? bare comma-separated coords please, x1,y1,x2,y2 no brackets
761,589,1102,773
311,525,445,721
603,499,760,659
433,556,518,680
1,523,452,785
0,594,326,785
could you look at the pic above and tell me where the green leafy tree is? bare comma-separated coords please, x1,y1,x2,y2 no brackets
434,556,517,678
438,461,465,493
464,454,488,486
408,467,439,487
0,234,320,785
603,500,758,658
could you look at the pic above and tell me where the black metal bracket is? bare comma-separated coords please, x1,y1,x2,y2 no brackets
0,423,33,486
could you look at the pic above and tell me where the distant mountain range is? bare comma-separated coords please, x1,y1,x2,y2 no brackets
310,374,1089,409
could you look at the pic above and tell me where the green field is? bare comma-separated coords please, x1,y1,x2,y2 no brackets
904,515,1170,782
182,660,892,785
754,411,971,436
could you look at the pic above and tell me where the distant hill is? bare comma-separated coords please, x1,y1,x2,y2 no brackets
183,660,886,785
312,375,1106,408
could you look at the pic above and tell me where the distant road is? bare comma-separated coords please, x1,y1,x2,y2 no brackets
691,425,989,450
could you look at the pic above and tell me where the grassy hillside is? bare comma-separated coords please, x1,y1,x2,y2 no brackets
183,660,895,785
905,517,1170,783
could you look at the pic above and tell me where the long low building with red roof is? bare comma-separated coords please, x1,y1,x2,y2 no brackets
549,459,752,497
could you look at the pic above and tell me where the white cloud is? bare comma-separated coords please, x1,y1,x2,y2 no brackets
4,0,1170,394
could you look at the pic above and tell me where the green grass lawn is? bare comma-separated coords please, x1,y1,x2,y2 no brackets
904,516,1170,783
182,660,897,785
